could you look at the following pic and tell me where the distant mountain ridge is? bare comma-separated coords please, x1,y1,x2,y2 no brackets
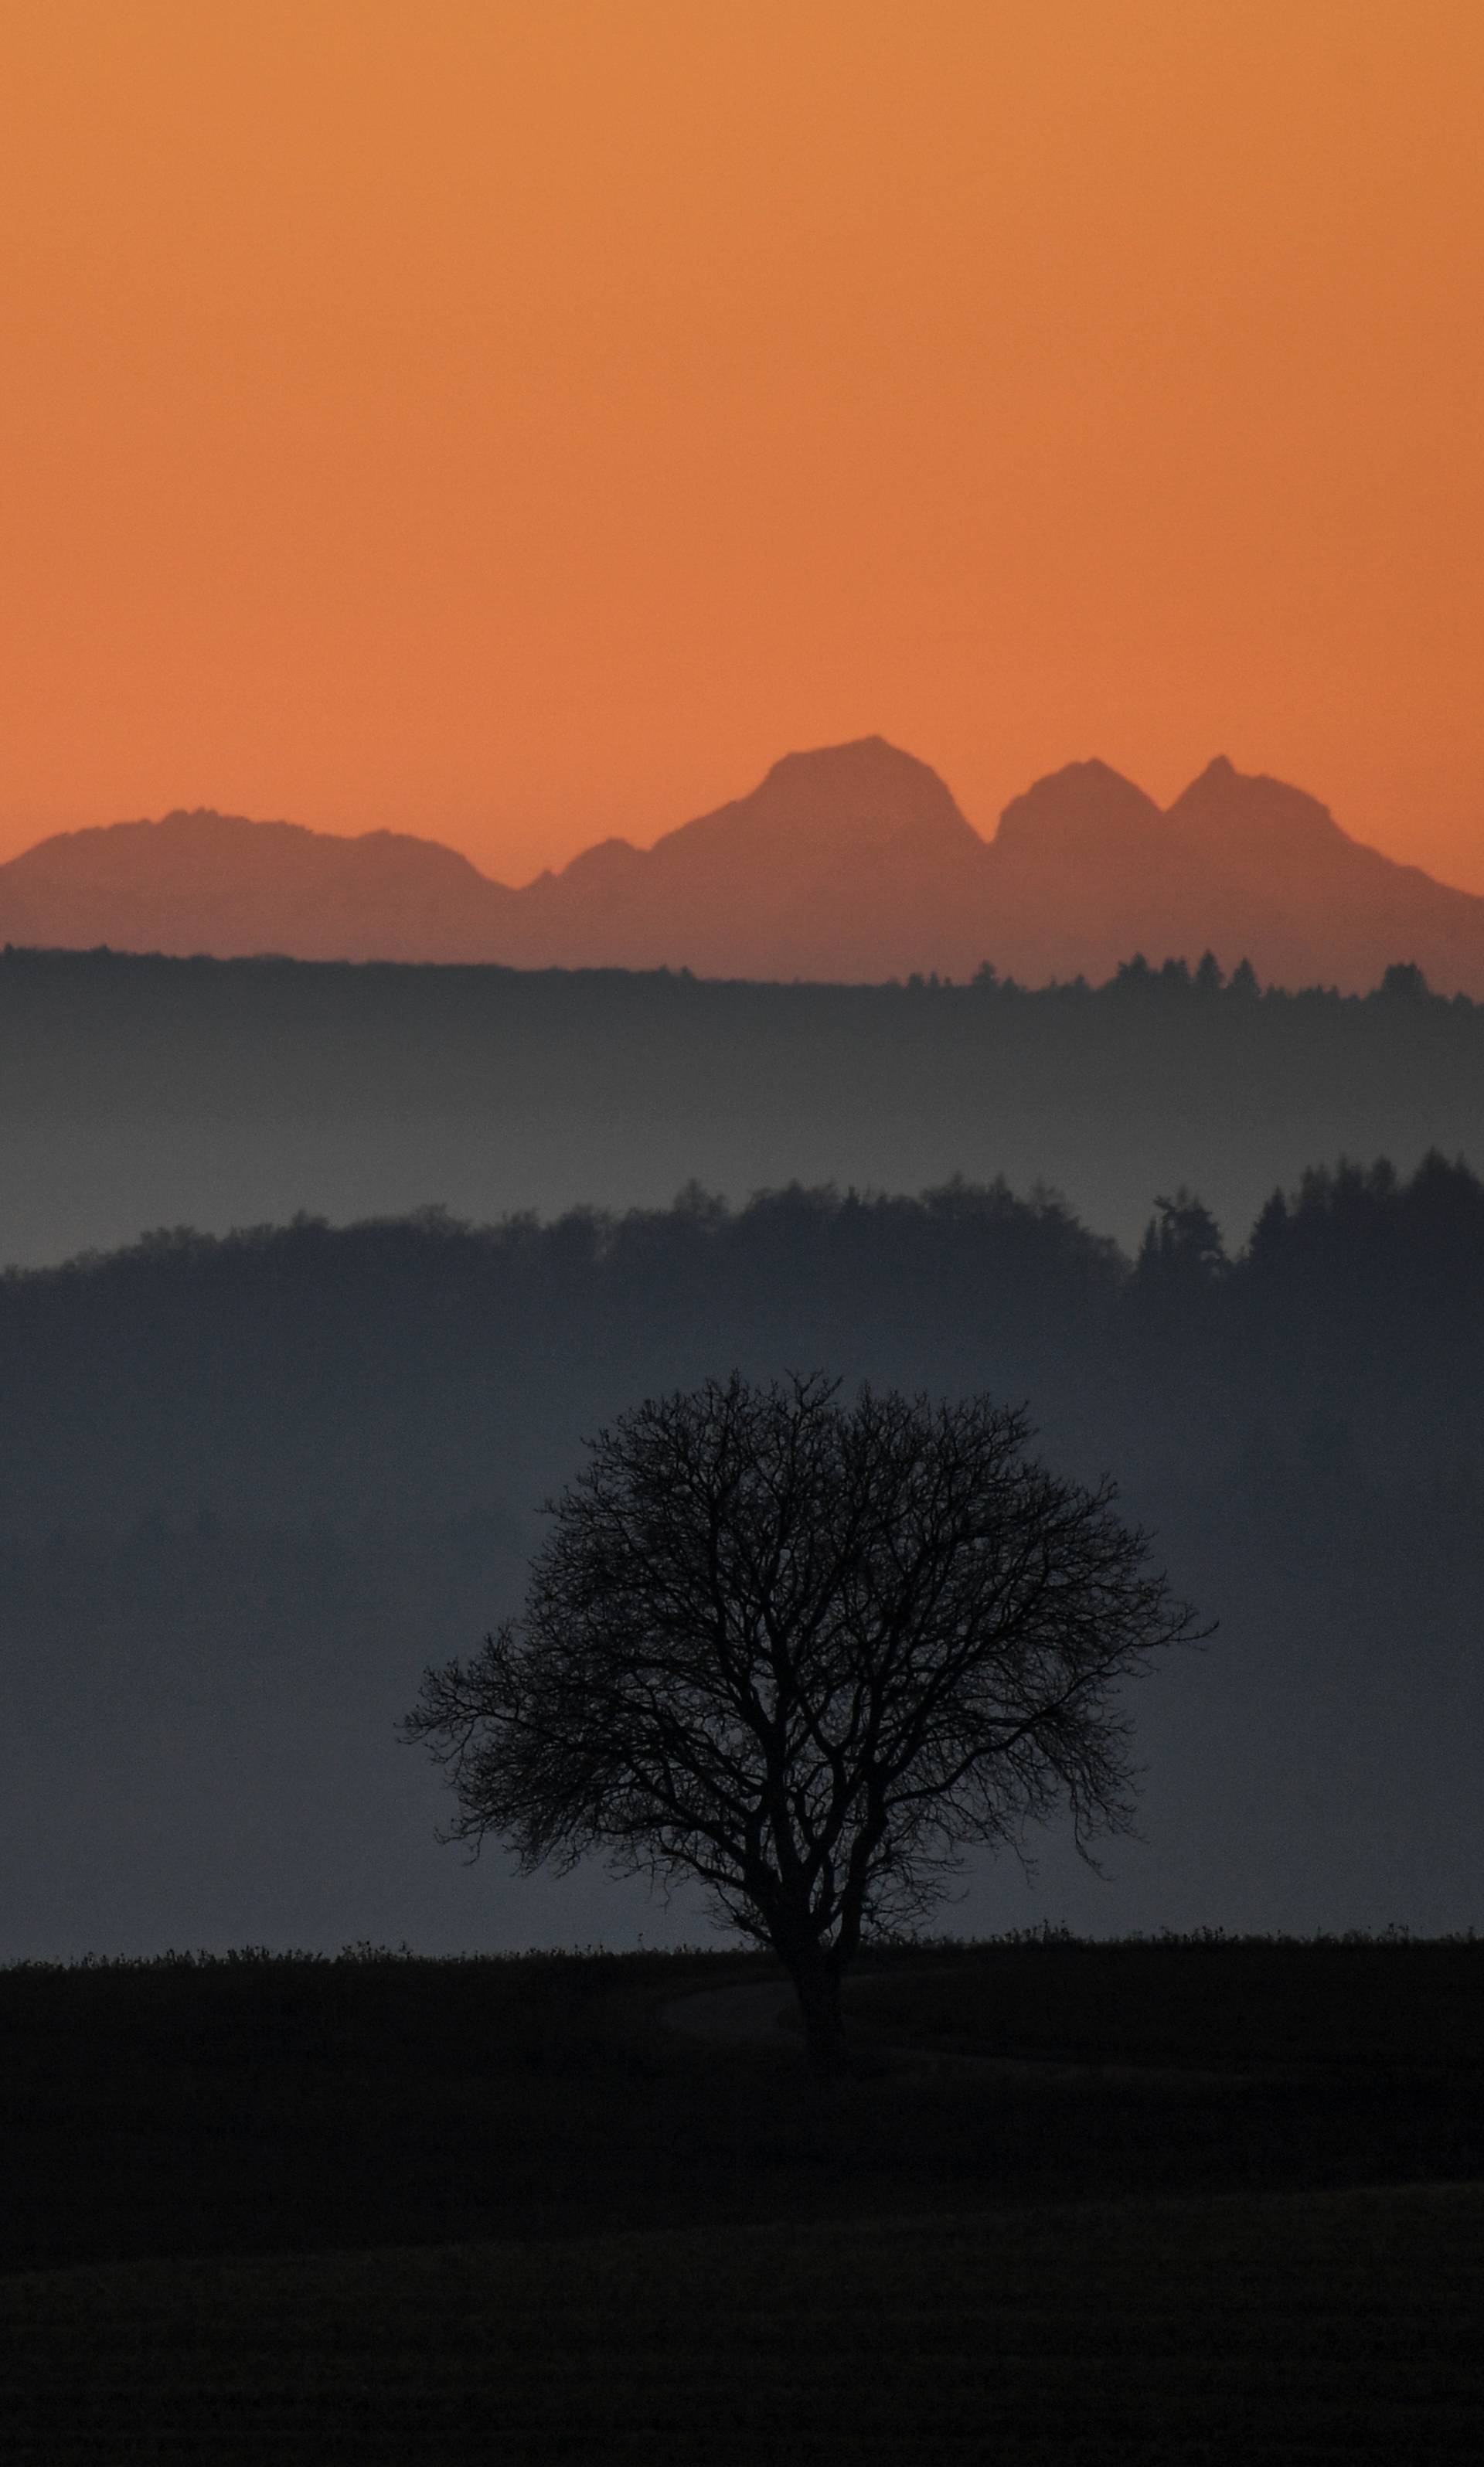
5,735,1484,994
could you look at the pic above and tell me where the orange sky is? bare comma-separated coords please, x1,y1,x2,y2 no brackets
3,1,1483,889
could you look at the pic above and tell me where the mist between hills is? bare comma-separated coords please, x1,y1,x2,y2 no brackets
0,1155,1479,1953
1,944,1479,1266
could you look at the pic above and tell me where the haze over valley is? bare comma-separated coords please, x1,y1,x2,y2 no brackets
8,732,1484,1270
4,1163,1480,1958
5,940,1484,1270
6,874,1479,1953
7,724,1479,1958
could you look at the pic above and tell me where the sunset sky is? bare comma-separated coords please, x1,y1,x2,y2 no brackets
4,1,1483,888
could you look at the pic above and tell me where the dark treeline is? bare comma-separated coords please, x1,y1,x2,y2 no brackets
2,1158,1480,1952
5,942,1484,1264
2,1153,1481,1536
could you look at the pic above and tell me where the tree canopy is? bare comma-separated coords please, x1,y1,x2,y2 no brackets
407,1373,1203,2071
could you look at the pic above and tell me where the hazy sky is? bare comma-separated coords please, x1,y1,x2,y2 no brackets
4,1,1483,887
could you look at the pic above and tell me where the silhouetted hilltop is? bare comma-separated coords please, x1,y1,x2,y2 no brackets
6,740,1484,990
996,758,1167,859
657,736,974,859
0,808,517,963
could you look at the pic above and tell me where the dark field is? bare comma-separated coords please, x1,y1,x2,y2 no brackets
2,1937,1480,2459
5,2186,1481,2465
847,1930,1484,2071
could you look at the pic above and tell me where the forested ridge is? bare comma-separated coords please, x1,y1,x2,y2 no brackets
2,1151,1479,1537
5,943,1484,1264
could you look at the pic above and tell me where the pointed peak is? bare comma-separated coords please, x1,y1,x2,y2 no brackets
1052,756,1149,788
1167,759,1346,849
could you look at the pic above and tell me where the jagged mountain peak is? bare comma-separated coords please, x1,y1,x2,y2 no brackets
3,740,1483,992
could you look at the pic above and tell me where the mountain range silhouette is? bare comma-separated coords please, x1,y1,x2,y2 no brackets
4,736,1482,992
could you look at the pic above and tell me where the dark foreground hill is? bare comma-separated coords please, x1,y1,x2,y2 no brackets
5,941,1484,1265
12,2182,1480,2464
2,1943,1479,2461
7,735,1484,991
3,1939,1479,2261
1,1162,1480,1955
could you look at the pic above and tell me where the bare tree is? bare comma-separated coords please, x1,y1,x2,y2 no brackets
406,1373,1203,2074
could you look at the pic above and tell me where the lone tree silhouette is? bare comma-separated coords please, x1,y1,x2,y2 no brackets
407,1373,1202,2074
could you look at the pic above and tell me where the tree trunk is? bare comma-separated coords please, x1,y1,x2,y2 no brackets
785,1944,848,2078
